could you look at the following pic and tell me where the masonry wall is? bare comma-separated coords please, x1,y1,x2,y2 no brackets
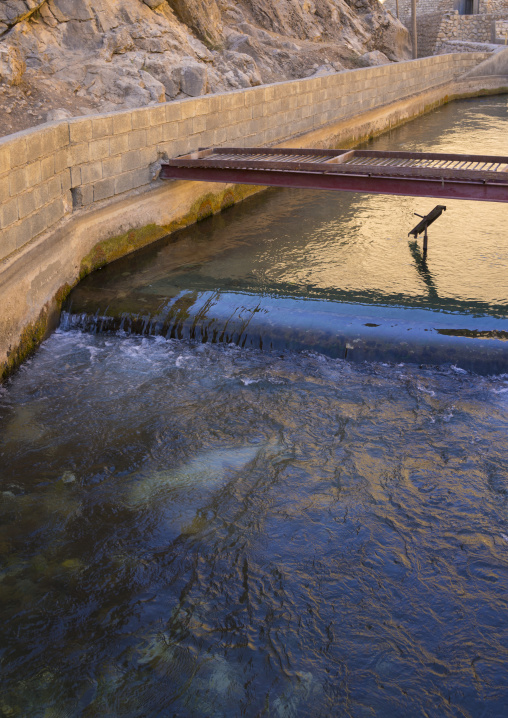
385,3,506,56
496,17,508,36
436,12,497,48
384,0,456,22
383,0,506,23
415,12,446,56
486,0,508,11
0,53,486,266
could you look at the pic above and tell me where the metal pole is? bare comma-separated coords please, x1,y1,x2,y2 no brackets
423,226,428,254
412,0,417,59
396,0,399,19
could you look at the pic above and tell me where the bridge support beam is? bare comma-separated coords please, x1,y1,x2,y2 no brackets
161,166,508,203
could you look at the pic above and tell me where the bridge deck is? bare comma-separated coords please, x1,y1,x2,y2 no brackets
160,147,508,202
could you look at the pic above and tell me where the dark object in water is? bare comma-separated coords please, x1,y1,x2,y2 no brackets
409,205,446,253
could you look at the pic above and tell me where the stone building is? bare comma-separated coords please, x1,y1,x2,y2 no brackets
383,1,508,20
381,0,508,56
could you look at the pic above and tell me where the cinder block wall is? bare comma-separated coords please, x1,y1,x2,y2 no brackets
0,53,486,265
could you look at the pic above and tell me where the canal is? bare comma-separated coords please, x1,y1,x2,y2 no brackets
0,97,507,716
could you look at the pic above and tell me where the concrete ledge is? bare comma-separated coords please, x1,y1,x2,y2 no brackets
0,53,504,380
453,75,508,96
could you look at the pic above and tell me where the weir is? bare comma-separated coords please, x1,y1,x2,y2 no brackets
1,51,506,380
61,97,508,376
1,76,508,718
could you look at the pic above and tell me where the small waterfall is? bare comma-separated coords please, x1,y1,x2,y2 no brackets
60,287,508,374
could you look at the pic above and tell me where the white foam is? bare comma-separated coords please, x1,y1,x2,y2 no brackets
417,383,436,397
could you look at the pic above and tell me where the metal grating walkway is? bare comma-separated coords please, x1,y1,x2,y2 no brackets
160,147,508,202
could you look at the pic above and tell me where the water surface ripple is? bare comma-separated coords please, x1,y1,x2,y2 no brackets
62,97,508,373
1,98,508,717
1,334,508,716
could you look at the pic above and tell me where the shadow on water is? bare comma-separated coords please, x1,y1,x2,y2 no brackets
408,240,439,303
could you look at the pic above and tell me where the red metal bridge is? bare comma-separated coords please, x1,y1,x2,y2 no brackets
161,147,508,203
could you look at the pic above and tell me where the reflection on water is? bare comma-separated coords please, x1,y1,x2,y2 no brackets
0,333,507,716
64,97,508,372
1,98,508,716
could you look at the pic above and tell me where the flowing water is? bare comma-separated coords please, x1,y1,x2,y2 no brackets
0,98,508,717
62,98,508,374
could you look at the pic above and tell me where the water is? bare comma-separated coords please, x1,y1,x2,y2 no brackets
62,98,508,374
1,98,508,717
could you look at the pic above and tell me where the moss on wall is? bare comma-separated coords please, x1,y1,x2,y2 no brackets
1,306,48,382
2,82,507,382
79,184,260,280
0,280,76,382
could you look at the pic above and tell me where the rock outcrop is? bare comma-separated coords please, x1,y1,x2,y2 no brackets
0,0,411,136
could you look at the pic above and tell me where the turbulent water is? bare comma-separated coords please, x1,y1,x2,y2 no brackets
1,98,508,716
1,334,508,717
63,97,508,374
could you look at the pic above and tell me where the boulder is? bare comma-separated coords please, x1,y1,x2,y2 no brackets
143,57,181,99
46,107,72,121
359,50,390,66
139,70,167,102
373,16,412,62
220,51,262,86
143,58,209,98
175,62,208,96
143,0,166,8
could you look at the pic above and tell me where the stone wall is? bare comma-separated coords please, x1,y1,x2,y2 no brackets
0,53,486,266
383,0,508,23
496,17,508,37
435,12,497,51
488,0,508,11
436,39,500,52
384,2,508,56
384,0,455,22
1,52,501,379
415,12,446,56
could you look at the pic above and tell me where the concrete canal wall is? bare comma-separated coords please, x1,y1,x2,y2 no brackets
0,51,506,379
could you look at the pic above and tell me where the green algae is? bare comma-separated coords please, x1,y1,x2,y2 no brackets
3,83,507,382
0,278,77,383
0,306,49,383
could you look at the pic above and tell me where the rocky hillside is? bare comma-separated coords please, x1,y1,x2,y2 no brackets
0,0,411,136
